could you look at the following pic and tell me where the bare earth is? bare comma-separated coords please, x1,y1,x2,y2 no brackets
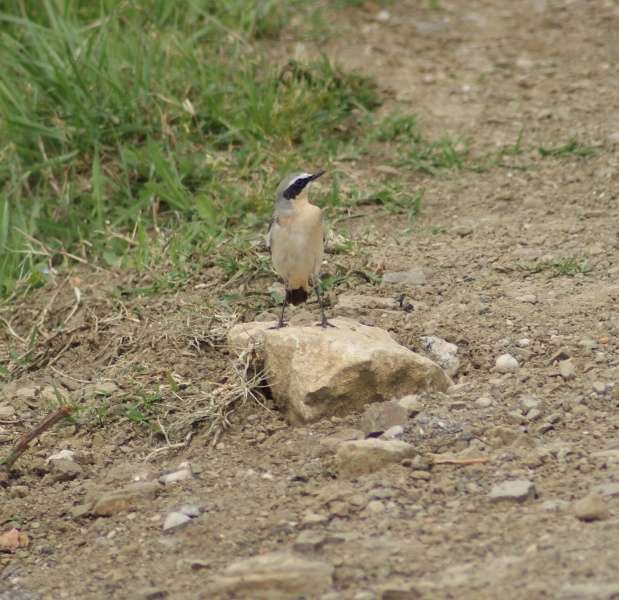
1,1,619,598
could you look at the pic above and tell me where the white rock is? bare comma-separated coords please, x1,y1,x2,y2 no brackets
179,504,201,518
489,480,536,502
559,360,577,381
380,425,404,440
206,552,334,597
158,468,192,485
228,318,451,425
475,397,493,408
496,353,519,373
383,267,427,286
163,512,191,531
419,336,460,377
397,394,423,416
0,405,15,418
336,439,415,478
46,449,75,463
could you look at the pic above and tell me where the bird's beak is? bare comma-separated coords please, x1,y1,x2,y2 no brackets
310,170,327,181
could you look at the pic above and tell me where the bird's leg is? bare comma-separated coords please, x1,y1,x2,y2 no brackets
268,289,289,330
312,276,335,329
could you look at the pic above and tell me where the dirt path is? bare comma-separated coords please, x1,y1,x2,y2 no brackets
1,1,619,598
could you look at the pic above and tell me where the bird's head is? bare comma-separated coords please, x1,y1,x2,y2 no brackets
275,170,326,202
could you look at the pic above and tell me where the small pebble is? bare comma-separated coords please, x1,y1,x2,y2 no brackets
163,512,192,531
572,493,610,522
496,354,519,373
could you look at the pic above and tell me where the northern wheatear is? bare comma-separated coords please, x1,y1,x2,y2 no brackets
267,170,334,329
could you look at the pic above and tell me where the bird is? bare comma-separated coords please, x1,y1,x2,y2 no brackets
266,169,334,329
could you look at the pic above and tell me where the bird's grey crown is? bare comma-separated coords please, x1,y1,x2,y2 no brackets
275,170,326,202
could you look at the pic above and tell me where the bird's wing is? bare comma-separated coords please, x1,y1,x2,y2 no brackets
266,216,277,253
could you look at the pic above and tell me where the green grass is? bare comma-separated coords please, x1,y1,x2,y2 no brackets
0,0,380,298
526,253,593,278
0,2,599,303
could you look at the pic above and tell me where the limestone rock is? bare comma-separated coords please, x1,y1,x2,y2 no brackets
488,480,536,503
572,492,610,522
383,267,427,286
559,360,577,381
90,482,160,517
419,336,460,377
48,459,83,482
206,552,334,598
360,401,408,436
228,318,451,425
336,439,416,478
397,395,423,417
496,354,519,373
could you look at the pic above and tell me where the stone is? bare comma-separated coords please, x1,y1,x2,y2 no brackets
103,462,157,484
336,295,398,311
163,512,192,531
397,395,423,417
179,504,201,518
592,381,607,394
379,583,421,600
559,582,619,599
607,131,619,145
228,319,451,425
496,354,519,373
0,406,15,418
135,588,169,600
0,590,42,600
526,409,543,422
90,482,160,517
159,467,192,485
419,336,460,377
572,492,610,522
381,425,404,440
293,530,326,553
70,504,92,519
520,396,543,414
488,480,536,503
360,500,385,518
383,267,427,286
315,429,364,456
559,360,577,380
590,483,619,498
493,426,520,446
360,401,408,436
301,513,329,529
206,552,334,598
549,347,572,363
336,439,415,478
475,397,493,408
48,459,83,482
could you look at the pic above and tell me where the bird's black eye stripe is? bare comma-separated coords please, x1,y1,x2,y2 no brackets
283,177,313,200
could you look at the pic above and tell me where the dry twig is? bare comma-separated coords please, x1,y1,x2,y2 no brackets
431,456,489,466
0,405,74,486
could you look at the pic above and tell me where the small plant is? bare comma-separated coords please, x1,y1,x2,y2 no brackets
527,254,592,278
537,138,596,158
428,226,447,235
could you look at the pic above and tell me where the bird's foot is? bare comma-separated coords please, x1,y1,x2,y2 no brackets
268,321,288,331
315,318,336,329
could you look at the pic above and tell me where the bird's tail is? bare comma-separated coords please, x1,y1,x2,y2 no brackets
286,287,308,306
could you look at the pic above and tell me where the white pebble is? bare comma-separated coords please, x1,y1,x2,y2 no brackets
496,353,519,373
163,512,191,531
381,425,404,440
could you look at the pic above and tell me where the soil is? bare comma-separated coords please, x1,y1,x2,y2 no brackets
1,1,619,598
